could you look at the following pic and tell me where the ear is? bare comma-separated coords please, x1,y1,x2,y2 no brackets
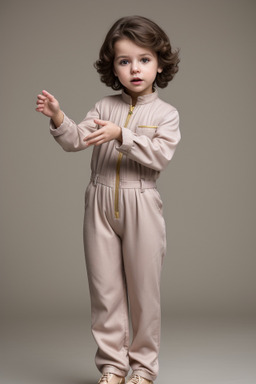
157,67,163,74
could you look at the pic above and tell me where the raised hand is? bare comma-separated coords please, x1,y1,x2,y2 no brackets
83,119,122,146
36,90,64,127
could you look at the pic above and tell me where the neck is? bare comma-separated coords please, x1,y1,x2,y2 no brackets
124,87,155,106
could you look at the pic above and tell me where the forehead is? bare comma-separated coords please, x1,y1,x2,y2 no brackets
114,38,156,58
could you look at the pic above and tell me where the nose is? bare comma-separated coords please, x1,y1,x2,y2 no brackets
131,61,140,74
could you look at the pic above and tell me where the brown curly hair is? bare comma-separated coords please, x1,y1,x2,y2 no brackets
94,15,180,90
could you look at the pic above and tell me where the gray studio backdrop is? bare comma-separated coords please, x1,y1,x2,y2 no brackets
0,0,255,321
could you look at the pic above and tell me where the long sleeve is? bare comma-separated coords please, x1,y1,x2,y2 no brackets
49,102,100,152
116,108,180,171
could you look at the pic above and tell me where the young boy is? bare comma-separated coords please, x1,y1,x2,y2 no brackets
36,15,180,384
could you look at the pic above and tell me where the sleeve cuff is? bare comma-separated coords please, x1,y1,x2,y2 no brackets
116,127,134,154
49,113,68,137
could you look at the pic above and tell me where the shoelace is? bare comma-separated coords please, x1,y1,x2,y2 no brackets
128,375,142,384
98,373,111,383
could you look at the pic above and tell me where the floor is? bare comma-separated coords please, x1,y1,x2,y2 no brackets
1,315,255,384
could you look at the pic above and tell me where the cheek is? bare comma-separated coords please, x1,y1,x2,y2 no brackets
115,68,127,81
113,65,121,77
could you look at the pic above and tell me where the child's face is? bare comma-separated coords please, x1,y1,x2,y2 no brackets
113,38,162,102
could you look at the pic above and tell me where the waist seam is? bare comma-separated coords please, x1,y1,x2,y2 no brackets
90,173,156,190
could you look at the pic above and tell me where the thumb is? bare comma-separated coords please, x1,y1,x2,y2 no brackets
94,119,107,126
42,90,55,102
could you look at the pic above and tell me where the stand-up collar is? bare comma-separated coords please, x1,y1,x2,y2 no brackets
121,89,159,105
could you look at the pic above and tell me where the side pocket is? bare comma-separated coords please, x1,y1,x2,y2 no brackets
84,182,92,209
151,188,164,214
136,125,158,139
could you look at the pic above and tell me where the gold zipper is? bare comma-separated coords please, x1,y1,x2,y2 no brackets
138,125,158,128
114,105,135,219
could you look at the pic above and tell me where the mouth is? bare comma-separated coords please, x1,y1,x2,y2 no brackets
131,77,143,84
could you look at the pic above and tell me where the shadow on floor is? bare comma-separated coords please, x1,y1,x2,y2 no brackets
59,379,95,384
32,374,96,384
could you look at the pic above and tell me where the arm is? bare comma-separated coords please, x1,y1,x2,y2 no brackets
116,109,181,171
36,90,101,152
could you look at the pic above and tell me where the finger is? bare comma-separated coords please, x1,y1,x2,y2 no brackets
36,104,45,109
83,128,104,142
85,134,105,146
94,119,107,126
37,94,47,100
93,139,107,146
42,90,55,101
85,136,104,145
35,107,44,112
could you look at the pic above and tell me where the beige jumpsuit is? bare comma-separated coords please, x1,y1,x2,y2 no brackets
50,90,180,381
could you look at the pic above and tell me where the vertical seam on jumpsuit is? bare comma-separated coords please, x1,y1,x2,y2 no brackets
121,271,129,354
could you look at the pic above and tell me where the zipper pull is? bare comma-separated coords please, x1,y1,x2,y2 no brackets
129,105,135,114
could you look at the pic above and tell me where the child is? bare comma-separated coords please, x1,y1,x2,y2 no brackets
36,15,180,384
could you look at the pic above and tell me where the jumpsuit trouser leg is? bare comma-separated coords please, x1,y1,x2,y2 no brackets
83,180,166,382
121,186,166,381
83,181,130,378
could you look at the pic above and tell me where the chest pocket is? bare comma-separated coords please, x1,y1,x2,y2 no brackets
136,125,158,139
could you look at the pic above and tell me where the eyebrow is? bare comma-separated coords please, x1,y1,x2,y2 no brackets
115,53,154,60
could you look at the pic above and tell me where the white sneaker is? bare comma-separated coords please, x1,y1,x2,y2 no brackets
126,374,153,384
98,372,125,384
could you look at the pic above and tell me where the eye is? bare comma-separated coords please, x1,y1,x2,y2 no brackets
141,57,150,63
119,59,129,65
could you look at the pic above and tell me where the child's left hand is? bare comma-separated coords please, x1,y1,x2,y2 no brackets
83,119,122,146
